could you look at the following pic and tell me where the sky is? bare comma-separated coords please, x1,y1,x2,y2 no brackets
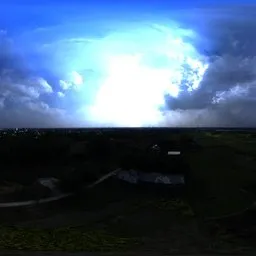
0,0,256,128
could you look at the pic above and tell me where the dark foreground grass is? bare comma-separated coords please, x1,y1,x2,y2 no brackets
0,196,253,253
0,199,253,253
0,198,193,252
0,198,198,252
187,132,256,218
0,227,141,252
0,132,255,253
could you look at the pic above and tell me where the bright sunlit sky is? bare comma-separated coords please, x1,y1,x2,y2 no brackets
0,0,256,128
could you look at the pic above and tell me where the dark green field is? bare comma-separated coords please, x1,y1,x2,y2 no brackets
0,129,255,253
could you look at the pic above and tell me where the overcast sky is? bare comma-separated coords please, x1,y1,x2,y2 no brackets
0,1,256,128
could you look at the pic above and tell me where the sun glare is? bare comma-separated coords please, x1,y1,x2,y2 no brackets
74,24,209,126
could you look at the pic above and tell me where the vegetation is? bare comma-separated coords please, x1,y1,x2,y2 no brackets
187,132,256,218
0,227,139,251
0,129,255,252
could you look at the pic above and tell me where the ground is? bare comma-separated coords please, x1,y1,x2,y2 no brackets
0,129,255,253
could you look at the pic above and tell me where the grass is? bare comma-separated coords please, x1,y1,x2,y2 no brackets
0,226,140,252
0,196,254,253
0,131,256,252
0,198,193,252
186,132,256,218
136,197,195,217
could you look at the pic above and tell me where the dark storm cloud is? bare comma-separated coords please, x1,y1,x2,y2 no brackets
163,5,256,126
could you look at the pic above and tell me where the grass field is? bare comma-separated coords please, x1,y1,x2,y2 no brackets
187,132,256,217
0,130,255,253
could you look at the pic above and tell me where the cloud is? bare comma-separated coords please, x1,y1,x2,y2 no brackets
57,91,65,98
59,80,72,91
157,6,256,127
1,4,256,127
0,31,68,128
0,97,4,109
